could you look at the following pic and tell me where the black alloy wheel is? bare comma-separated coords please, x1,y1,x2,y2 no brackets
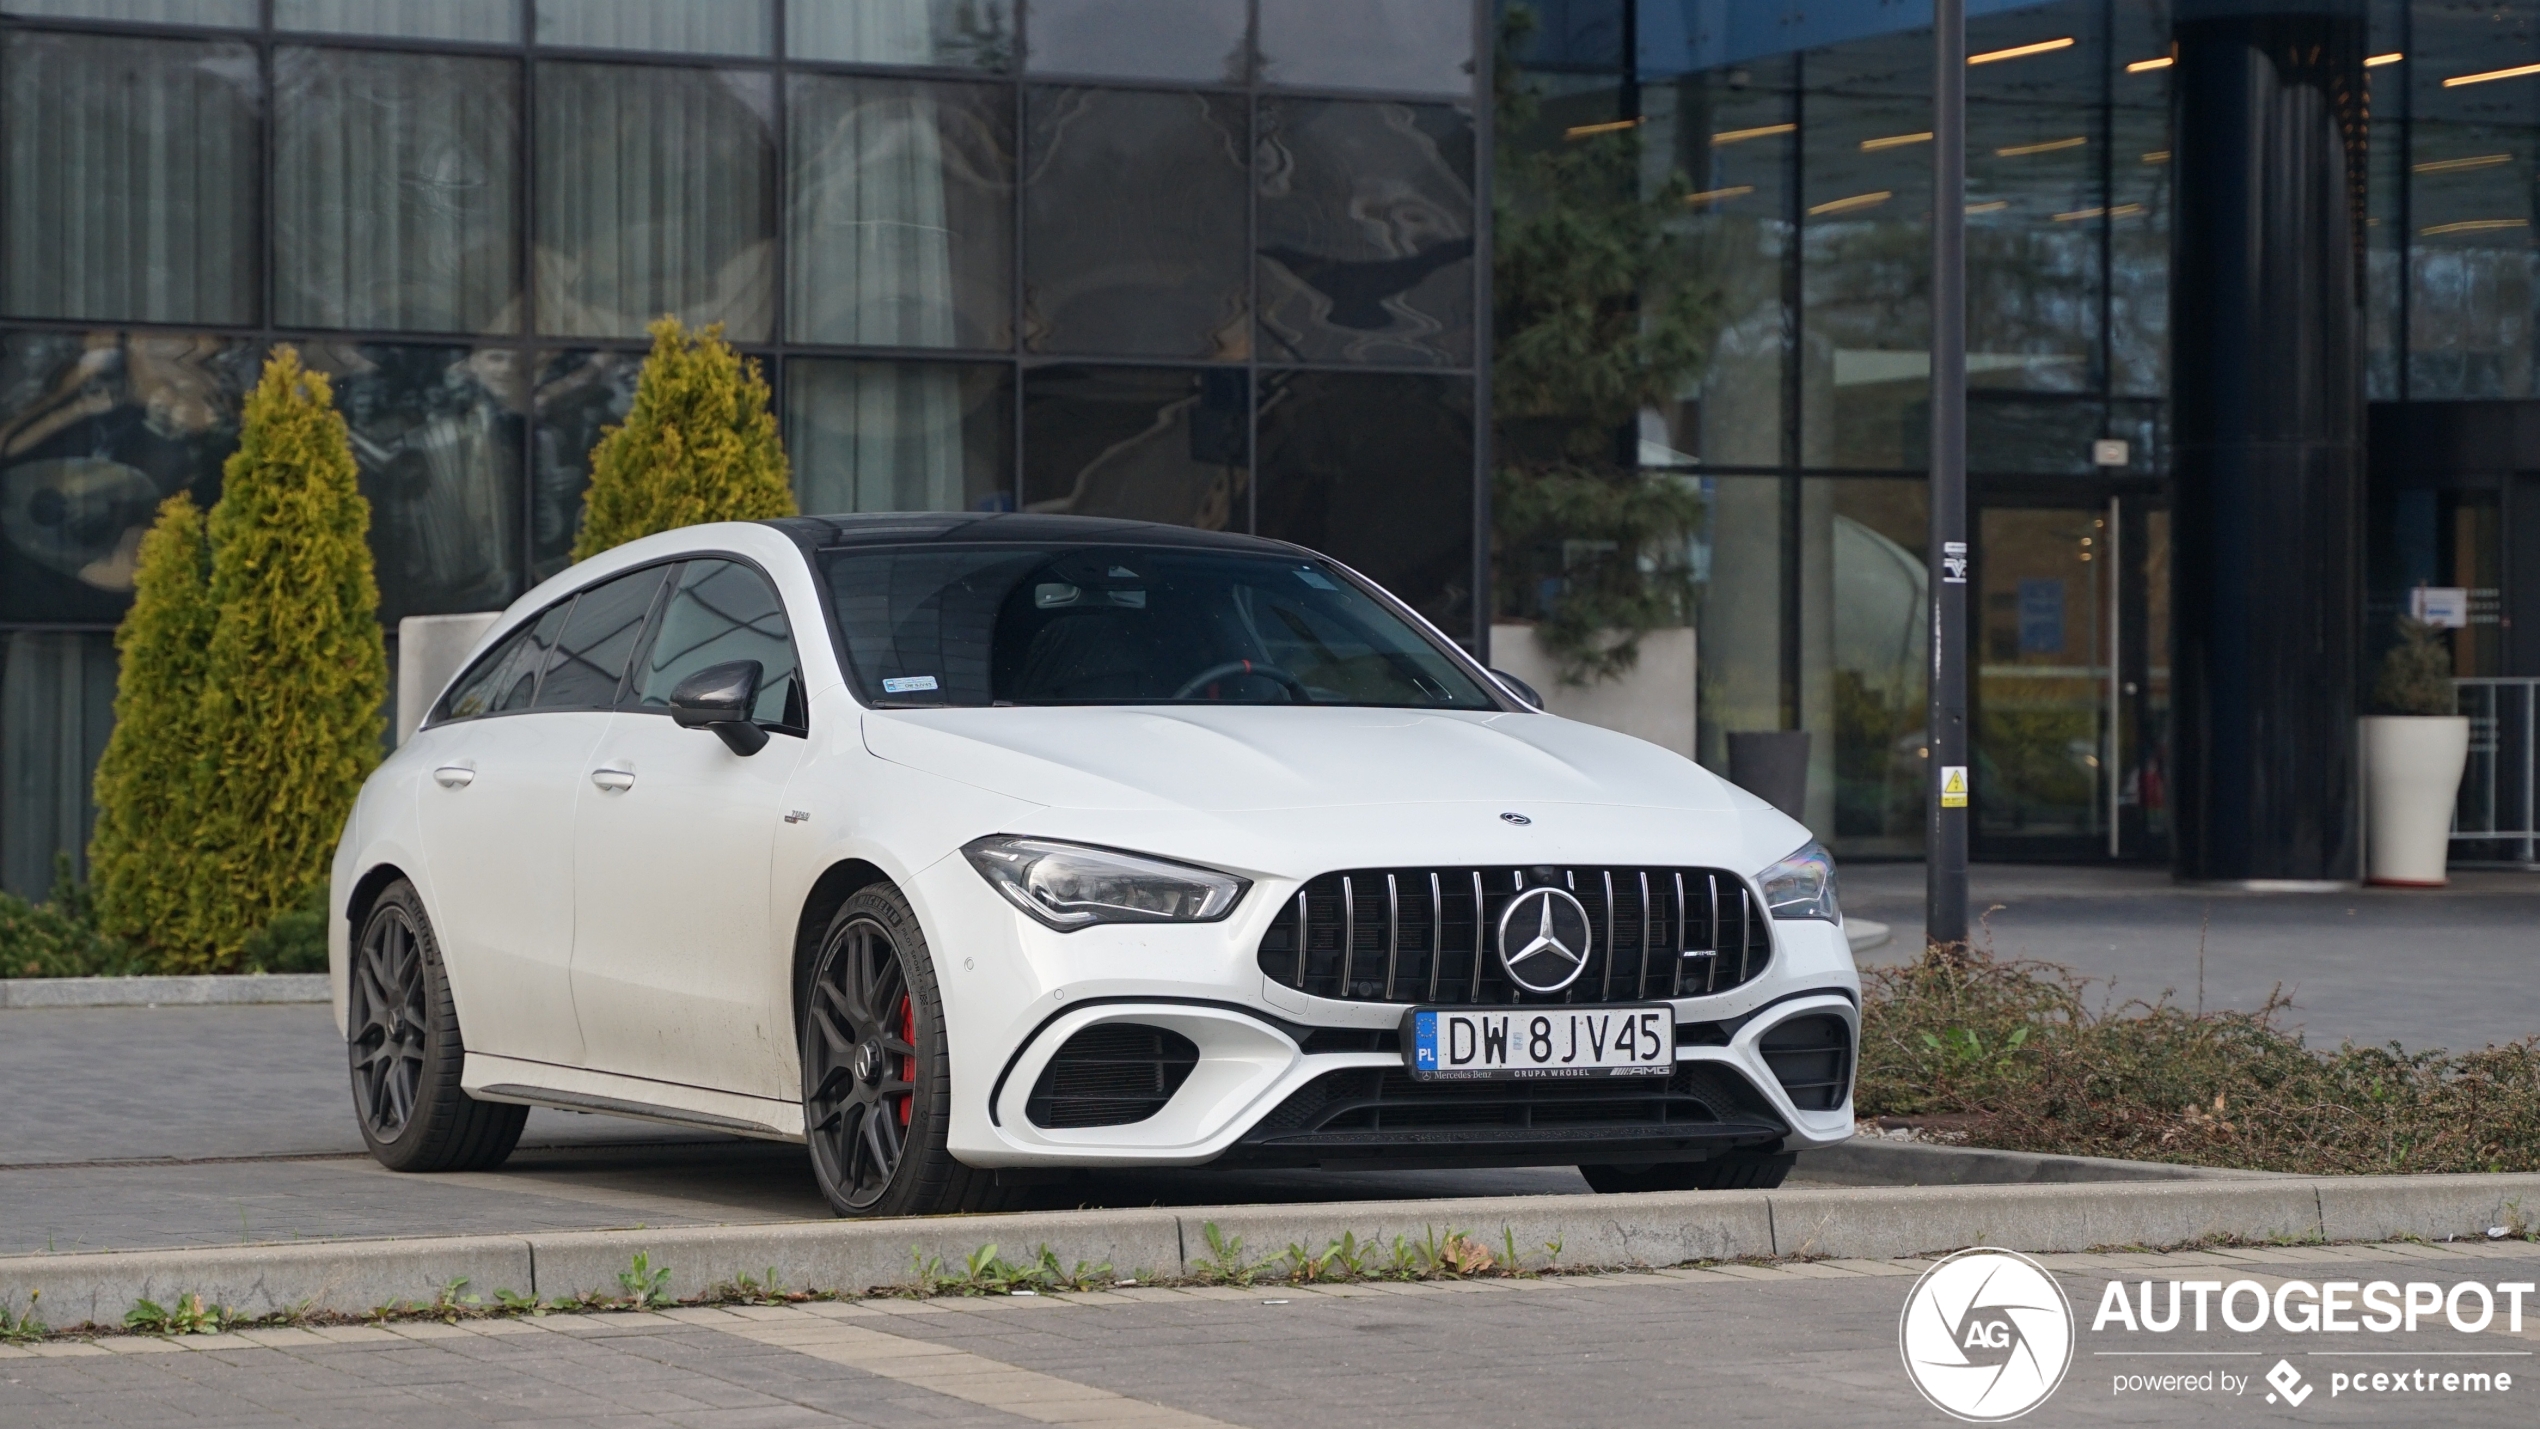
347,879,527,1172
801,885,1017,1218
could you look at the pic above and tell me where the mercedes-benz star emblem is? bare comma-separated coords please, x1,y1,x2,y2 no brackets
1496,886,1593,994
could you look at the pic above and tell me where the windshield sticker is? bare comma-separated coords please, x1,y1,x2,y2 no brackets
881,675,940,694
1295,568,1338,590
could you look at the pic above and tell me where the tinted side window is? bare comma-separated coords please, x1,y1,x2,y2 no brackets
631,559,805,729
533,567,669,712
433,603,567,723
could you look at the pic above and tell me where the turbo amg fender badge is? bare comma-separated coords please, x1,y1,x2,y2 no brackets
1495,885,1593,994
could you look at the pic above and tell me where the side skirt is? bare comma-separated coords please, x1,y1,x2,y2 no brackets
463,1052,807,1143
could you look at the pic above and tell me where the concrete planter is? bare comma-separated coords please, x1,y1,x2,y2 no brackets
2361,714,2471,886
1488,624,1696,759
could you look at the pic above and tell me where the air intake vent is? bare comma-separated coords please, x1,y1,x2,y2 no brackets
1025,1024,1200,1129
1758,1013,1852,1111
1256,865,1774,1005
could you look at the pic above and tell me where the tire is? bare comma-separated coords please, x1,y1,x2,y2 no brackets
1580,1149,1795,1193
347,879,527,1172
801,885,1018,1218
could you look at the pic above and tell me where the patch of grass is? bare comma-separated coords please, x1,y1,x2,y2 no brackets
124,1294,237,1336
1,1293,45,1344
1860,945,2540,1175
617,1253,674,1310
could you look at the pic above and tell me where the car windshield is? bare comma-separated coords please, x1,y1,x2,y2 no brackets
822,544,1498,710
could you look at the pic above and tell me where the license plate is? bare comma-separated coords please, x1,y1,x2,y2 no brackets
1404,1005,1674,1081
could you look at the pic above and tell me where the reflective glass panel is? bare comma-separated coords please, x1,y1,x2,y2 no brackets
1023,0,1248,84
535,63,776,340
631,559,802,727
275,49,521,335
1690,475,1785,776
276,0,519,41
1254,370,1471,631
1,1,252,23
1816,477,1928,856
1023,366,1247,530
787,75,1012,350
436,604,562,723
1257,0,1474,96
0,631,117,900
0,330,254,624
790,359,1012,516
298,343,529,624
1257,98,1473,366
1024,87,1249,359
536,0,772,56
790,0,1015,70
2410,2,2540,399
529,348,641,580
2,34,260,327
535,565,669,710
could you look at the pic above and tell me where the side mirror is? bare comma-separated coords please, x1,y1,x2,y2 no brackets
669,660,769,756
1490,667,1546,710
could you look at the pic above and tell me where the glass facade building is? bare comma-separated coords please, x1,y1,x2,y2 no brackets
0,0,1487,895
1520,0,2540,871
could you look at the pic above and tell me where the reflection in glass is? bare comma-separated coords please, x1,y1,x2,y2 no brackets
535,565,666,710
1820,478,1927,856
632,560,801,726
1257,0,1474,96
1691,475,1783,778
788,76,1012,350
276,0,518,41
1025,87,1249,359
1647,62,1791,472
1255,370,1471,630
299,344,527,623
535,0,772,56
1,0,252,23
0,330,253,624
790,0,1015,70
275,49,521,335
1024,366,1245,530
790,360,1011,516
535,63,775,340
1975,505,2113,854
529,348,640,579
1257,98,1473,366
2,34,260,327
1024,0,1247,84
0,631,117,900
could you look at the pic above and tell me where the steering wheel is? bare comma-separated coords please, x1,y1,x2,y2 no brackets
1171,660,1312,702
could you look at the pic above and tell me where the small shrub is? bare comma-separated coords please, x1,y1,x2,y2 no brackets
1860,945,2540,1175
617,1252,674,1310
571,317,794,561
2371,616,2457,716
241,886,329,974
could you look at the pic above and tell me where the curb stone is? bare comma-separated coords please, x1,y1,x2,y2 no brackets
0,975,330,1009
6,1174,2539,1330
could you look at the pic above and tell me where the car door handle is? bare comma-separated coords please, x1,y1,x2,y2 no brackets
433,766,475,788
590,767,636,792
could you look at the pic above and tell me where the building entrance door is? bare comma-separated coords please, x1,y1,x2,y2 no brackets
1969,494,2167,862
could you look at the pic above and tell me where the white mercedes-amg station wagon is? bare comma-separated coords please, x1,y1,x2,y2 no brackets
331,514,1858,1217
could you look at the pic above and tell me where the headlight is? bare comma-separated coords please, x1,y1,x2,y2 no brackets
962,836,1248,932
1756,840,1840,922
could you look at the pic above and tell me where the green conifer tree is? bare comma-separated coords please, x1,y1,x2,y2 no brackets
88,493,215,956
184,347,388,972
571,317,796,561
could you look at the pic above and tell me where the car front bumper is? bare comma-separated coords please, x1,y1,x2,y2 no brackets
910,854,1860,1170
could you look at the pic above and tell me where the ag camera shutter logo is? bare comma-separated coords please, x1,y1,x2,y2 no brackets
1899,1248,2076,1421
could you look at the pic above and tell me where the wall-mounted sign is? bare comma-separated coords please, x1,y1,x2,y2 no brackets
2410,586,2470,629
2091,438,2130,467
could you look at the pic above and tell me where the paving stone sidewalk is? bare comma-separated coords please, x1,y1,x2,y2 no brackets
8,1242,2537,1428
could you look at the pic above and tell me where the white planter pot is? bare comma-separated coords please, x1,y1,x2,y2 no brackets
1488,624,1697,759
2361,715,2471,887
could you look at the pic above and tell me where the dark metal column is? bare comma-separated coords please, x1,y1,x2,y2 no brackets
2169,0,2369,884
1926,0,1969,947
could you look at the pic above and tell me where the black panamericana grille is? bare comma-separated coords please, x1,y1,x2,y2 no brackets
1256,865,1774,1005
1239,1060,1785,1149
1758,1013,1853,1111
1024,1024,1201,1129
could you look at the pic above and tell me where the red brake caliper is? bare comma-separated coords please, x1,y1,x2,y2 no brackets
896,995,915,1126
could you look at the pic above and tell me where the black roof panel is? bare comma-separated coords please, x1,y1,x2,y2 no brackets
763,511,1301,555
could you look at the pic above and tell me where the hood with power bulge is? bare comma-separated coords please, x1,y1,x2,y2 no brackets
859,705,1742,815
